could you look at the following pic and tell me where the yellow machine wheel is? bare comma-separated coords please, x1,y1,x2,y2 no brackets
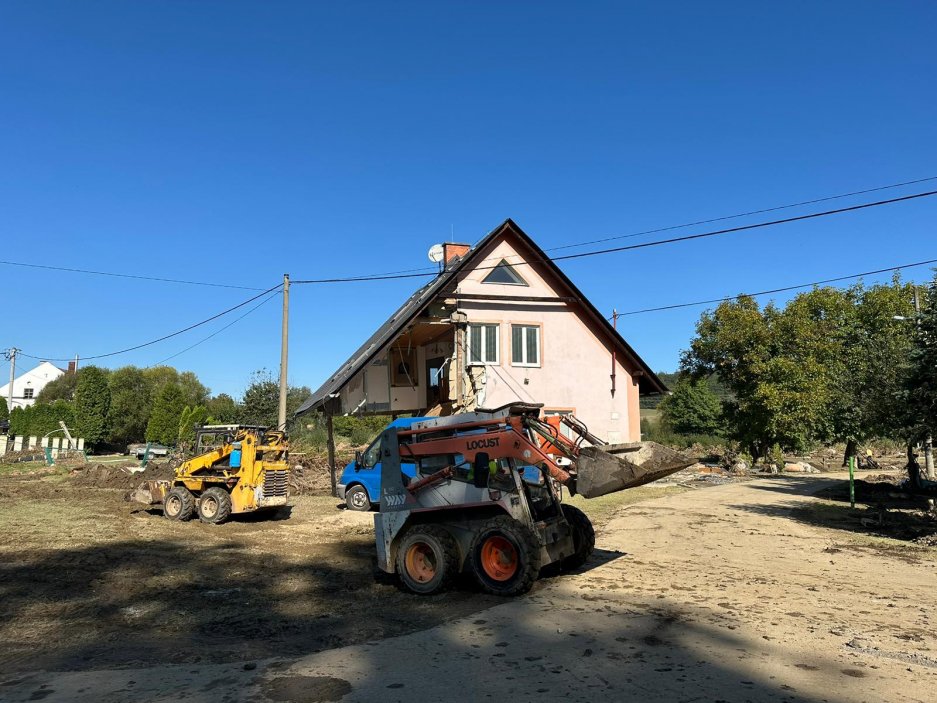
163,486,195,521
198,487,233,525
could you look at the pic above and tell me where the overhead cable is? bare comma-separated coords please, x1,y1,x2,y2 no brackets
147,290,282,367
613,257,937,317
294,189,937,284
19,283,283,363
297,174,937,280
0,260,265,291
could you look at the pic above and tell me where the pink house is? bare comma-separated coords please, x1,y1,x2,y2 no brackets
297,219,666,445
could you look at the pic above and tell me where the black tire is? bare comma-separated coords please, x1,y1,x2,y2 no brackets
198,487,233,524
345,484,371,512
560,503,595,571
163,486,195,521
469,516,541,596
395,525,459,595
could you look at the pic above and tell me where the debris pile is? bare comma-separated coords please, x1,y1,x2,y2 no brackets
289,453,348,496
69,462,168,489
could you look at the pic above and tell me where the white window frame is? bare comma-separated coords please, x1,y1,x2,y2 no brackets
22,387,34,399
466,323,499,365
511,324,541,368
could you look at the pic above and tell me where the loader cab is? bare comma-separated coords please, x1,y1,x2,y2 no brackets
337,416,430,512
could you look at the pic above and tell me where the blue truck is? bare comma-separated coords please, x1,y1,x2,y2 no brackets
337,415,544,511
337,417,429,511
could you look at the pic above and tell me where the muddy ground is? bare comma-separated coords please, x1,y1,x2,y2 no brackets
2,469,936,702
0,464,683,678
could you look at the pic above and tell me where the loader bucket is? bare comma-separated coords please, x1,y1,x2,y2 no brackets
126,479,171,505
575,442,694,498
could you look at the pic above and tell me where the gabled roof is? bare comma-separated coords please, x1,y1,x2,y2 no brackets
296,219,667,415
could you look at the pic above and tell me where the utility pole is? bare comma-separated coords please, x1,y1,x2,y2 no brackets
914,288,935,480
277,274,290,429
610,309,619,397
5,347,17,415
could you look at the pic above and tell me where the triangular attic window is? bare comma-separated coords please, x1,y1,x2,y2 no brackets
482,259,528,286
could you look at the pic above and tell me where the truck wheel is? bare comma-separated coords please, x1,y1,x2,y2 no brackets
345,485,371,511
163,486,195,521
469,516,541,596
198,487,232,524
395,525,459,595
560,504,595,570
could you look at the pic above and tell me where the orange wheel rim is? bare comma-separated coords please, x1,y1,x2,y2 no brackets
480,535,518,581
405,542,437,583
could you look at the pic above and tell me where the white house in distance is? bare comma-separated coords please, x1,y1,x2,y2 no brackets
296,218,667,446
0,361,67,410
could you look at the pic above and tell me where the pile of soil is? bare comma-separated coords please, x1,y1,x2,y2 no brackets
69,462,170,489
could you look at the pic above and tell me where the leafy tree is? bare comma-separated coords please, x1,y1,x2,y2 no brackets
659,377,724,436
239,370,311,429
146,383,186,445
682,278,920,460
905,278,937,446
178,405,209,445
73,366,111,448
682,295,777,457
36,371,79,403
206,393,239,423
0,396,7,423
179,371,209,407
240,371,279,427
8,407,26,436
106,366,153,448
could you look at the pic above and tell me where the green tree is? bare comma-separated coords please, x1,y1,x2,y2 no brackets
106,366,154,448
178,404,209,445
36,372,79,403
178,371,209,407
146,383,186,445
659,377,724,436
73,367,111,448
682,296,777,457
0,396,7,423
239,371,311,428
206,393,239,423
905,278,937,447
9,407,27,436
240,371,279,427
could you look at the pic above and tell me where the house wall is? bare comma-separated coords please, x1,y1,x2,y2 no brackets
453,238,642,442
0,362,65,411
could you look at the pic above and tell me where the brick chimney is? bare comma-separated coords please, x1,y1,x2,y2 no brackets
443,242,471,264
67,361,77,374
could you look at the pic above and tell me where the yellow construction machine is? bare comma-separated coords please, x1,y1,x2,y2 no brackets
130,425,290,524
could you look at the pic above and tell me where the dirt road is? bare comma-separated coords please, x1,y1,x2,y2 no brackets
2,474,936,702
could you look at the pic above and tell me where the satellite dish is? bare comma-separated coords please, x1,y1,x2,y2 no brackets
427,243,445,263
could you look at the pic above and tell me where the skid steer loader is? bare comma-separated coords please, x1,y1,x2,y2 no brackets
129,425,290,524
374,403,693,596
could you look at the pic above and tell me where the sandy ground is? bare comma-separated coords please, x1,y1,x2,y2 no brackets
1,472,936,702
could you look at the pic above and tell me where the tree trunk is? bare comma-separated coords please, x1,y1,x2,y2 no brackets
842,439,858,468
907,444,922,492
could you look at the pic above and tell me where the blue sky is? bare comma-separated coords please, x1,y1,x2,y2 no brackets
1,1,935,398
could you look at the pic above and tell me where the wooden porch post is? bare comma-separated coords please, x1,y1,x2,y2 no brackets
326,413,337,497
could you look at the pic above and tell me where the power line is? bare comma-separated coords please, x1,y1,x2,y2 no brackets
294,189,937,284
547,174,937,253
613,257,937,317
0,260,266,291
550,190,937,263
5,176,934,289
296,174,937,280
20,283,283,363
147,290,282,367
